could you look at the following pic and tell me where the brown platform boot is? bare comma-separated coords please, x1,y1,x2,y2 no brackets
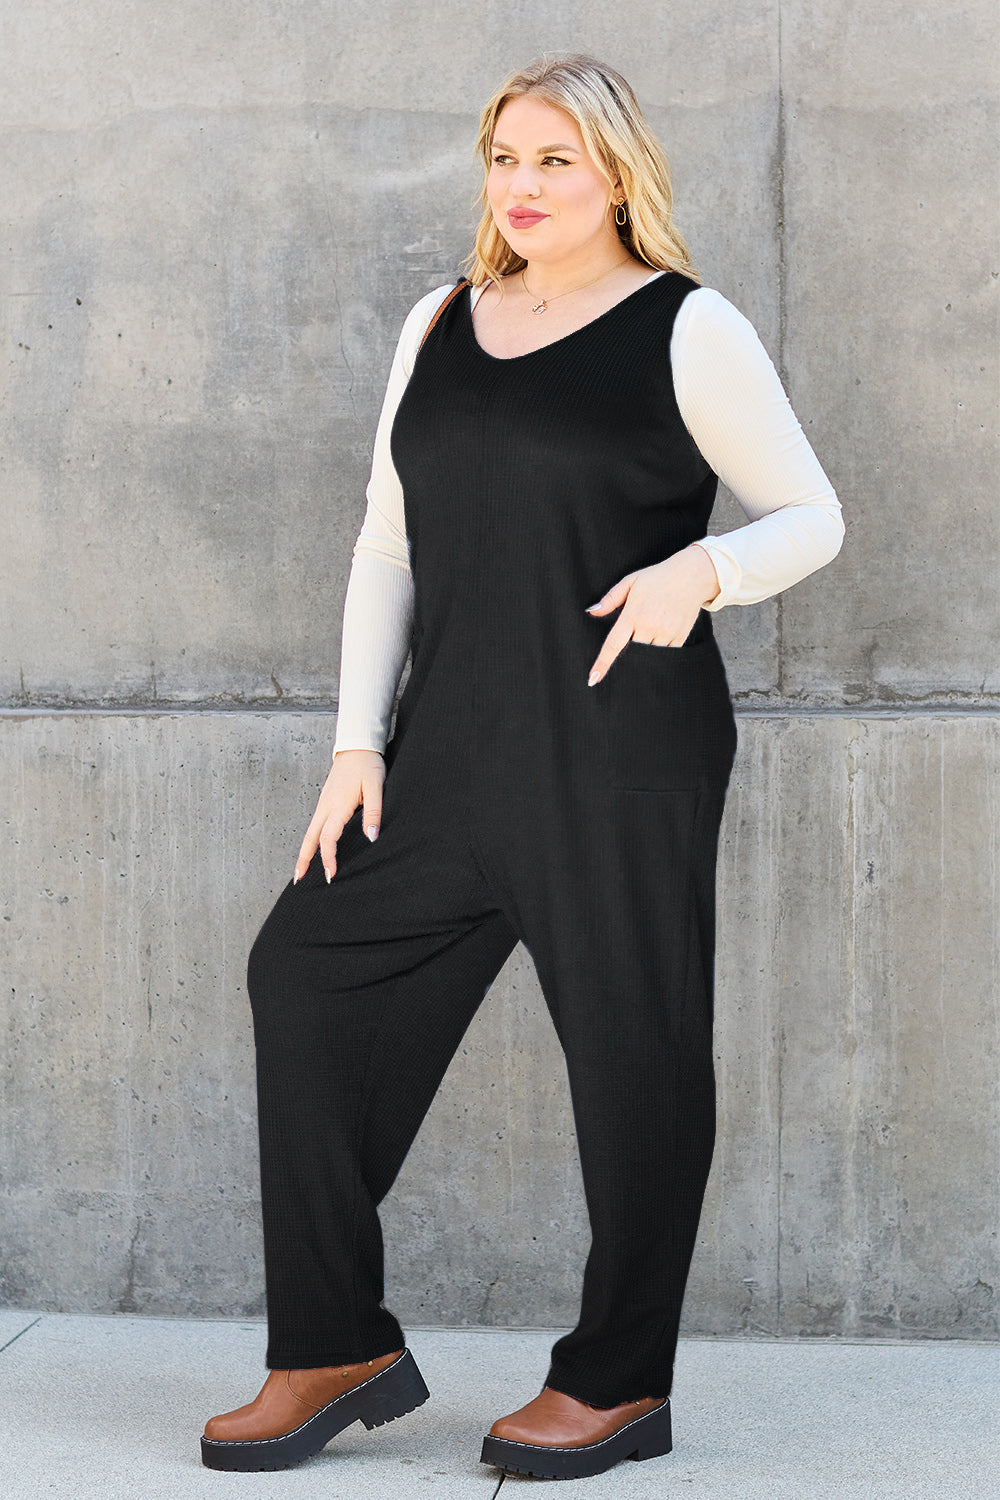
201,1348,429,1472
480,1385,672,1480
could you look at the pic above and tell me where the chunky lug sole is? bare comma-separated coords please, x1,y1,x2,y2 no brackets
479,1396,672,1481
200,1347,430,1473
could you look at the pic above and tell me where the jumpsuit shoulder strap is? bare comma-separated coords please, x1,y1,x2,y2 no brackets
418,278,472,352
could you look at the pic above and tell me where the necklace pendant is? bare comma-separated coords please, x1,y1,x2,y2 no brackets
530,299,547,314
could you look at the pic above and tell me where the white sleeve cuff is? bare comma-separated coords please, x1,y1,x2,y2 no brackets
691,539,742,612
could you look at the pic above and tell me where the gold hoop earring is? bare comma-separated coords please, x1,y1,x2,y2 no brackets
615,201,628,227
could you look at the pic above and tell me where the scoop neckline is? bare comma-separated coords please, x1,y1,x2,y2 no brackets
466,269,668,363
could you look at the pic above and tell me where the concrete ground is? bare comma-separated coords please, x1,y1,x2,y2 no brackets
0,1312,996,1499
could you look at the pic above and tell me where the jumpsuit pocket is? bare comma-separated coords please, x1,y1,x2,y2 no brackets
598,636,737,792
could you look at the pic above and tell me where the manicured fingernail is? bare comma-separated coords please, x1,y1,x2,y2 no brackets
366,825,379,841
325,868,332,883
588,668,601,686
292,870,300,885
585,603,600,612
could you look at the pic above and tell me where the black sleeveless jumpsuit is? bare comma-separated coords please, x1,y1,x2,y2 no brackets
247,271,738,1408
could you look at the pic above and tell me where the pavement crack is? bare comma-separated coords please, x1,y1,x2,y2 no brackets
0,1316,41,1354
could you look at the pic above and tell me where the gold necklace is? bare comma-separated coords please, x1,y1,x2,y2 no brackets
520,261,628,315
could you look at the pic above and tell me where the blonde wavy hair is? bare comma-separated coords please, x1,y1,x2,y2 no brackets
463,54,699,288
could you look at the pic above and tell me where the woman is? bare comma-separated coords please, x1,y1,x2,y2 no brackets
201,55,843,1482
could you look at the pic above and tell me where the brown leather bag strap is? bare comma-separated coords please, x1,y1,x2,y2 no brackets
418,278,472,352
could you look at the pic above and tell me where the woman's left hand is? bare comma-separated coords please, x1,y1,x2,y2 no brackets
585,543,721,685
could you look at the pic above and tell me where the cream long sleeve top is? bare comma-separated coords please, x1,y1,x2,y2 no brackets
331,274,845,758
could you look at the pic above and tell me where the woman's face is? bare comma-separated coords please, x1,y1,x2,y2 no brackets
487,94,621,266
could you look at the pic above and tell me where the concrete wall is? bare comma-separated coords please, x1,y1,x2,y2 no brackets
2,3,998,1337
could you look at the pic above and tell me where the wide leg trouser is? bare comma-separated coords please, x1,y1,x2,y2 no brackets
246,754,729,1408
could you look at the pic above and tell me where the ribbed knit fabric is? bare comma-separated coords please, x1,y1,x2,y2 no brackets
331,275,844,756
247,271,738,1405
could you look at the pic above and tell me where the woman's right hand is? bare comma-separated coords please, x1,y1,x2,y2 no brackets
293,749,386,885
